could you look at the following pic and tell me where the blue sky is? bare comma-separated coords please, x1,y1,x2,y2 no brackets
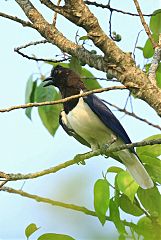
0,1,161,239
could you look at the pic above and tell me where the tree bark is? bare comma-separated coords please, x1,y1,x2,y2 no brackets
12,0,161,116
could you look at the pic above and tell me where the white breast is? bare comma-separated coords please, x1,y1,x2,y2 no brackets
66,97,115,150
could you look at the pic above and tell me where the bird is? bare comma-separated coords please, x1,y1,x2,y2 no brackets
43,65,154,189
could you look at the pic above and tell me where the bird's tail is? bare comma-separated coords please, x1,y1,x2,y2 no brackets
118,150,154,189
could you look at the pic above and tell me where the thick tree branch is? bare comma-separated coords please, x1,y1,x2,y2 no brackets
0,138,161,182
0,186,136,228
0,86,127,113
15,0,108,73
2,0,161,116
39,0,161,116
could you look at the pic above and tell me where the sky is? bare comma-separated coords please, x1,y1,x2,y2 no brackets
0,0,161,239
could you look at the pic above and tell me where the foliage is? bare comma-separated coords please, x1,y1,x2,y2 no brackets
25,224,75,240
94,178,110,225
140,10,161,88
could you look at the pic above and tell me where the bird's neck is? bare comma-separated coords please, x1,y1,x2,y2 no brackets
61,86,85,114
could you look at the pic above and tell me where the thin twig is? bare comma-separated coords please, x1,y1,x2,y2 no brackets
53,0,61,25
14,40,70,62
0,186,136,228
15,40,48,49
0,86,127,113
0,138,161,181
0,180,8,188
84,1,155,17
134,196,150,218
123,92,133,111
133,0,157,48
82,77,119,82
109,10,113,40
0,12,34,28
133,30,143,60
104,101,161,131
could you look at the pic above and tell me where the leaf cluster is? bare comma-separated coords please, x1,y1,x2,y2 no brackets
139,10,161,88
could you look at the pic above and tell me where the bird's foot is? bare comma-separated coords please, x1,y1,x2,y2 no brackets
74,153,86,165
100,144,109,157
74,150,99,165
100,137,117,157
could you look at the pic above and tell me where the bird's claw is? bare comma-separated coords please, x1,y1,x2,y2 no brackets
100,137,117,157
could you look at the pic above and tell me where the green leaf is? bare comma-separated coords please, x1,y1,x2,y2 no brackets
107,166,123,174
139,154,161,167
35,83,61,136
25,75,34,104
145,164,161,184
145,63,151,73
81,68,101,90
119,194,143,216
109,198,126,235
136,134,161,157
94,179,110,225
25,223,39,239
116,171,139,202
25,75,37,120
79,35,89,41
69,56,82,76
143,34,159,58
137,187,161,219
136,217,154,239
114,177,120,205
139,155,161,183
135,216,161,240
37,233,75,240
46,62,70,68
150,10,161,34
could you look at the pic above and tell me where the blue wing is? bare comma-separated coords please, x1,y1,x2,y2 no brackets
84,94,133,147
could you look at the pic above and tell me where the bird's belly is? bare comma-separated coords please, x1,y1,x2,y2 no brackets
67,98,116,150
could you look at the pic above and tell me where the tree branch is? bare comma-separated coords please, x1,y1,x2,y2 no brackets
53,0,62,25
84,1,154,17
1,1,161,117
0,138,161,182
0,11,34,28
15,0,108,74
14,40,70,62
0,86,127,113
105,101,161,131
39,0,161,116
0,186,136,228
148,34,161,85
133,0,157,48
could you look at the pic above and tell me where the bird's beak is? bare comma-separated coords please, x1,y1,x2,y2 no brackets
43,77,53,87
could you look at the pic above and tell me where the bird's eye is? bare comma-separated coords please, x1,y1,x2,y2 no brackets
54,69,61,75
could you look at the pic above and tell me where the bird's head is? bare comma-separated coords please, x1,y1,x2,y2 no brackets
43,65,85,95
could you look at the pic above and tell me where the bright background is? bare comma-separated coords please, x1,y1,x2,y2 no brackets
0,1,161,239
